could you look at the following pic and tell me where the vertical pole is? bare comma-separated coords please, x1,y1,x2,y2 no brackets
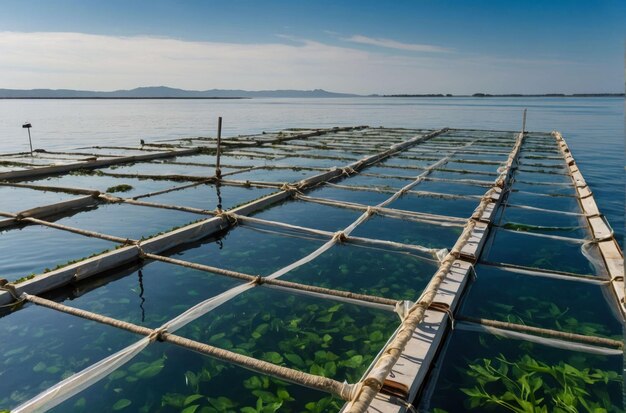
215,117,222,179
522,108,527,134
27,128,33,156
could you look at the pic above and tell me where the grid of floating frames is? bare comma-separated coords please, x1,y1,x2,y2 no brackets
0,124,623,412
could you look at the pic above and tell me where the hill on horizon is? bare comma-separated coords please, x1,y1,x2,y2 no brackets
0,86,359,98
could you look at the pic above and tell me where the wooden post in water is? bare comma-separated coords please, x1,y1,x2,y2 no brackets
215,117,222,179
522,108,527,134
22,122,33,156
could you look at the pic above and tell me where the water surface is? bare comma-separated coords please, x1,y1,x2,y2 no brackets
0,97,621,244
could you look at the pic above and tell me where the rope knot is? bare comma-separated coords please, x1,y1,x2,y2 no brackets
0,279,25,306
280,183,302,194
341,166,357,176
149,327,167,342
362,376,384,391
253,275,264,285
366,206,379,216
217,211,238,225
332,231,347,243
135,243,147,258
428,302,455,329
339,381,358,402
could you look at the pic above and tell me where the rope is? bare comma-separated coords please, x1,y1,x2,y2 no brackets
422,176,494,187
280,183,303,194
132,180,211,199
236,214,334,239
325,182,397,195
162,333,355,399
296,193,465,226
505,202,585,217
481,260,608,282
0,279,26,307
215,210,239,225
98,171,212,182
405,190,481,200
142,253,399,307
24,293,154,336
22,292,356,400
118,198,215,216
332,231,348,243
238,215,441,258
435,167,499,177
19,216,134,245
0,182,99,196
458,316,623,349
341,166,357,176
366,206,379,216
428,302,455,329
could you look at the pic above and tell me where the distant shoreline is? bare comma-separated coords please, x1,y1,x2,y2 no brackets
0,94,622,99
380,93,625,98
0,97,249,100
0,86,622,99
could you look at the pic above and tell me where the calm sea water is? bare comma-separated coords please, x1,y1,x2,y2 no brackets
0,97,623,244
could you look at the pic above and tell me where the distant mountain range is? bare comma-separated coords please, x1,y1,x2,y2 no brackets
0,86,621,98
0,86,358,98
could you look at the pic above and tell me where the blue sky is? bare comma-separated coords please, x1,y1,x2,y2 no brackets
0,0,624,94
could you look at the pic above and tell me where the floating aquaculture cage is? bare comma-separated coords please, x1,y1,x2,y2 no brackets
0,125,623,413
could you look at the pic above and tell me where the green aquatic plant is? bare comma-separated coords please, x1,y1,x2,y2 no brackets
19,247,117,280
138,218,208,241
502,222,580,234
12,273,36,284
160,370,296,413
179,292,395,384
460,354,622,412
486,298,619,340
106,184,134,193
69,168,104,176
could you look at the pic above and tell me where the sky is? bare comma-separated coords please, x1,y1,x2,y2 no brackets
0,0,624,94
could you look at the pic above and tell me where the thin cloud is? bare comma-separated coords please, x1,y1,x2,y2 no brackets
0,31,616,94
344,35,452,53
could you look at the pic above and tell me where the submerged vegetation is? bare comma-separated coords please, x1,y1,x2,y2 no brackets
459,354,622,412
39,288,395,412
422,327,624,413
178,290,398,383
106,184,134,193
485,298,621,340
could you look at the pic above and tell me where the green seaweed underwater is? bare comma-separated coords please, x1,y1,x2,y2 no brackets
481,298,622,340
178,290,397,383
458,354,622,413
424,329,624,413
41,288,396,413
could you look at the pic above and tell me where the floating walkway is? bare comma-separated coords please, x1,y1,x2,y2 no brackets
0,125,623,412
